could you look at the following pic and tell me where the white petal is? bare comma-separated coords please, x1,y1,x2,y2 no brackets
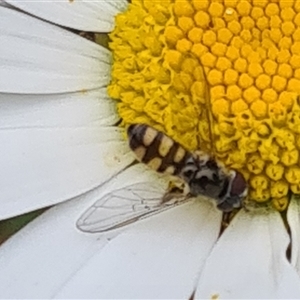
287,196,300,275
195,208,300,299
0,89,118,129
54,200,222,298
5,0,128,32
0,164,173,298
0,123,133,220
0,6,111,94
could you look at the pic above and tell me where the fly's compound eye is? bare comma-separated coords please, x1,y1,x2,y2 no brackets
230,171,248,198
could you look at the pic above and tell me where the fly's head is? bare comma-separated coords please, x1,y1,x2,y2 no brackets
216,170,248,212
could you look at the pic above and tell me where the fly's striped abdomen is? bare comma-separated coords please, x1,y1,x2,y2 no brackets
128,124,192,176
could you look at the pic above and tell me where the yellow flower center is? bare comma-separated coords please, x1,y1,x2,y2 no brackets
108,0,300,212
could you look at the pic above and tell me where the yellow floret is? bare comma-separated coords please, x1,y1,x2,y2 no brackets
164,50,182,71
216,57,232,71
240,29,252,42
208,2,224,17
295,2,300,12
223,7,238,22
288,78,300,93
295,69,300,79
226,46,240,61
262,88,278,103
231,36,244,48
176,39,192,53
234,57,248,72
291,184,300,194
257,16,269,30
281,149,299,166
251,7,264,20
256,74,271,90
272,196,289,212
272,75,287,92
178,17,194,33
279,36,292,48
257,46,267,60
293,28,300,41
250,100,268,118
294,13,300,26
250,174,269,190
202,30,216,47
236,0,251,16
210,85,225,99
224,69,238,85
241,44,252,58
277,49,291,63
194,11,210,28
282,21,295,36
285,167,300,184
290,55,300,69
266,163,284,181
268,47,279,61
200,52,216,68
174,0,194,17
193,65,206,81
243,86,261,103
270,28,282,43
192,0,209,10
212,98,230,116
231,99,248,114
263,59,278,75
188,27,203,43
217,28,233,44
228,20,242,35
239,73,254,89
247,51,261,63
211,42,227,56
271,181,289,198
278,91,296,109
227,85,242,101
270,16,282,28
214,18,226,30
265,3,279,17
207,69,223,85
281,8,295,21
247,155,265,174
291,42,300,55
191,43,208,58
251,28,261,41
248,63,263,77
165,26,184,46
241,16,255,30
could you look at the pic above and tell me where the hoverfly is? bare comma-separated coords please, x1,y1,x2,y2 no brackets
77,124,247,233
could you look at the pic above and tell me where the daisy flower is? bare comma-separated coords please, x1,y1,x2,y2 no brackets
2,0,300,298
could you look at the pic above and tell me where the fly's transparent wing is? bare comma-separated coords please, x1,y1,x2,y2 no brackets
76,182,190,233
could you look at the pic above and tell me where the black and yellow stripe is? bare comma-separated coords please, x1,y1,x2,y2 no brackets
128,124,191,175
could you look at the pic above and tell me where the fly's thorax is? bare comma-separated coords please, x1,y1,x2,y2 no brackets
127,124,192,175
179,152,229,199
